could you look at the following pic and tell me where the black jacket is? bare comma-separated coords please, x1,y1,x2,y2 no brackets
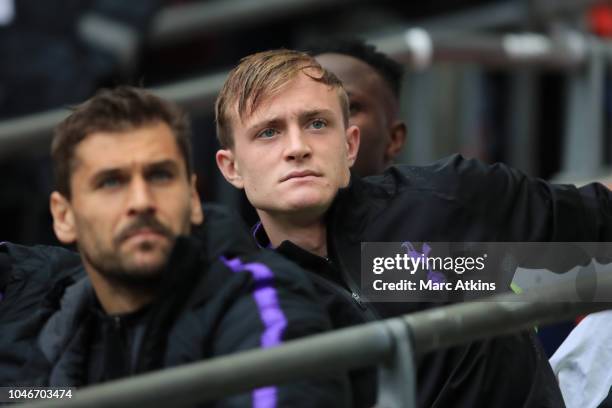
254,155,612,408
0,205,350,407
0,243,84,386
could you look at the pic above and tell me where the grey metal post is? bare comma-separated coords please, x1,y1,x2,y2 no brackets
507,69,538,175
561,36,606,179
376,319,417,408
457,65,486,159
404,69,437,165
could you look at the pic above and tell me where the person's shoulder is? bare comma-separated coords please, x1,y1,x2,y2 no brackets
0,242,85,323
211,248,315,296
375,154,520,200
387,154,502,184
183,243,326,346
192,204,314,290
180,228,316,310
349,154,471,199
1,242,82,282
192,203,256,261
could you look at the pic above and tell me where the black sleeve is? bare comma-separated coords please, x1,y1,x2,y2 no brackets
575,181,612,240
0,243,82,386
437,154,611,242
425,155,612,272
210,252,351,408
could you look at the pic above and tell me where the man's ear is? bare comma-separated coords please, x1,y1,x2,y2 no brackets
189,174,204,225
384,121,407,165
50,191,77,244
345,124,360,167
215,149,244,189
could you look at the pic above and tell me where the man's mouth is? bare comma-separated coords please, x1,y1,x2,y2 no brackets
280,170,321,182
125,229,165,241
115,217,174,247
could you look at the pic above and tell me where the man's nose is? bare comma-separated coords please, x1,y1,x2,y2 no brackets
126,177,155,216
285,127,312,161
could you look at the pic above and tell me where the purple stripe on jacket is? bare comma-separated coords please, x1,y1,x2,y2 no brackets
222,256,288,408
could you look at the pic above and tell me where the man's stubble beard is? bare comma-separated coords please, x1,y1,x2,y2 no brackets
80,213,180,290
81,240,172,290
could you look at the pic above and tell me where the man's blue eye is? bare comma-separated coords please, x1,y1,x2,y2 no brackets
259,129,277,138
310,119,326,129
99,178,122,189
149,169,173,182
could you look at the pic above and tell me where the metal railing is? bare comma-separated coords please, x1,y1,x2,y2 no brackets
1,28,608,159
0,71,228,159
149,0,358,47
148,0,610,47
369,28,593,71
417,0,608,31
18,271,612,408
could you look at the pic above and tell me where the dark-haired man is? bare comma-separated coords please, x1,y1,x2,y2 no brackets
308,38,407,176
1,86,349,407
215,49,612,407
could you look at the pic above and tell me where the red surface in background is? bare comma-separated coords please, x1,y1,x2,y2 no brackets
589,5,612,37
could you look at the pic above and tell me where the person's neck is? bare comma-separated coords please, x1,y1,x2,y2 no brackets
258,211,328,258
85,264,156,315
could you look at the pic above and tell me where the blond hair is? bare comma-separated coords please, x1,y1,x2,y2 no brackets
215,49,349,148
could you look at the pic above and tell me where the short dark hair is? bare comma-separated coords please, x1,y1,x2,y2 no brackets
304,37,403,99
52,86,193,199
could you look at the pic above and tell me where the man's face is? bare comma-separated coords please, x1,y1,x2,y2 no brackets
216,72,359,222
51,122,203,284
316,53,399,176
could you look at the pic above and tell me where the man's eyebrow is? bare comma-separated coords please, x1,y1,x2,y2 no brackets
247,117,284,132
90,160,180,183
90,167,125,186
246,108,336,132
300,109,334,119
143,159,180,171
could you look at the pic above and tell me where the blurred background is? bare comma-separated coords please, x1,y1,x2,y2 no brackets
1,0,611,247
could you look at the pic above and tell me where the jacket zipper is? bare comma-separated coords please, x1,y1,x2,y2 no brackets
321,256,365,310
307,269,375,323
326,233,380,321
113,316,121,330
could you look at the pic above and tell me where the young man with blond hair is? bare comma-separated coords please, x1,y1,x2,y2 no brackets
215,49,612,407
